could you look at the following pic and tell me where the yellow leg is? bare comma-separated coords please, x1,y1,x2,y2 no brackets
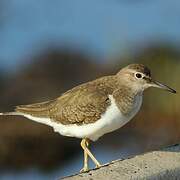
80,140,89,172
80,138,101,171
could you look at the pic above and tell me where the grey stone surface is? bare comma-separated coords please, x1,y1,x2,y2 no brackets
62,144,180,180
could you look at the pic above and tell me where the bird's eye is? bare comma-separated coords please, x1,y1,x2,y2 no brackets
135,73,142,79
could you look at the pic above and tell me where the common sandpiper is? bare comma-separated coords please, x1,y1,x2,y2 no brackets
0,64,176,172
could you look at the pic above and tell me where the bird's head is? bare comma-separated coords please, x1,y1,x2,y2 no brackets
117,64,176,94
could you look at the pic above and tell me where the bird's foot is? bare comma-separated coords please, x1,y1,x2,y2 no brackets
80,163,102,173
95,163,102,169
80,166,89,173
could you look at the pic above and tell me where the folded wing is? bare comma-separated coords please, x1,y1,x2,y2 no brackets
16,82,112,125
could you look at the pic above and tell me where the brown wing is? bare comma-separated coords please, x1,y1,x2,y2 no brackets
16,77,114,125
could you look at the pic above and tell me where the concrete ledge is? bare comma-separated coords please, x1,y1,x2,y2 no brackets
63,144,180,180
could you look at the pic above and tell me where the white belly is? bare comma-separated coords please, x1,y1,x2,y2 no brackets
22,95,142,141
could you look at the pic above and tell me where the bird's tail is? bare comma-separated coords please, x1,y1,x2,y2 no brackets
0,112,21,116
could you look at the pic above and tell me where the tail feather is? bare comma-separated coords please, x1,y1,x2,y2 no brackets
0,112,22,116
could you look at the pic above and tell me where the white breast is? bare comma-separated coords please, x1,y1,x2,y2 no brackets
22,94,142,141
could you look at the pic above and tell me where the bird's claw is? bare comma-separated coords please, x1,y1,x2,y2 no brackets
80,166,89,173
95,164,101,169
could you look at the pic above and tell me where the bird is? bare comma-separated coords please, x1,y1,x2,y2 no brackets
0,64,176,172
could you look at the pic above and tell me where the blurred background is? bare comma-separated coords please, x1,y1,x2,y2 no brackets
0,0,179,179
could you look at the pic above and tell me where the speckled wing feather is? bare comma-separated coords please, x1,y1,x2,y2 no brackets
16,76,116,125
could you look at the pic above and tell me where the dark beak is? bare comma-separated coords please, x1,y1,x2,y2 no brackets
151,79,176,94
